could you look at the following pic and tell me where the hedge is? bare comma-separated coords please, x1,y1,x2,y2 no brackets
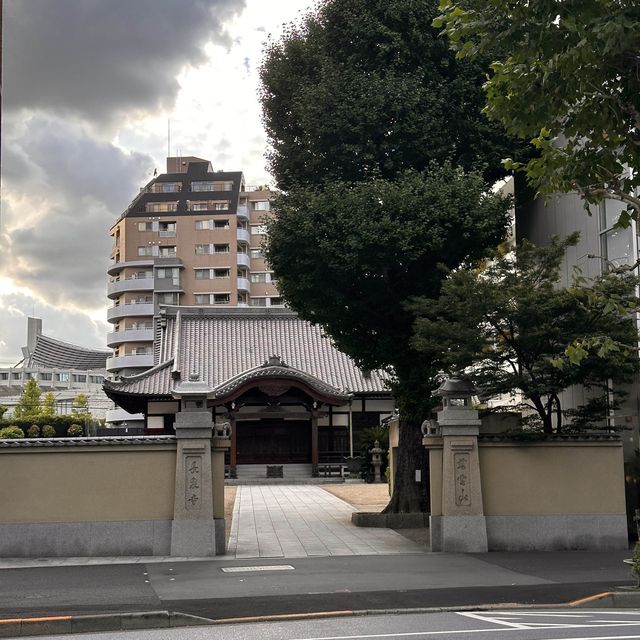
0,415,90,437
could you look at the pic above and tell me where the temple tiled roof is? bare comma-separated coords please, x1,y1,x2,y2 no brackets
29,334,109,371
105,307,389,398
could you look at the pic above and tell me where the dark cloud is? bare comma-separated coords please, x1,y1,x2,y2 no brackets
4,0,246,125
1,116,155,309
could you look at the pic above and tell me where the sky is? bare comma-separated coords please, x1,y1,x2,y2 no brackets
0,0,313,365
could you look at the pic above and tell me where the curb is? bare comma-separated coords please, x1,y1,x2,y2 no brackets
0,611,214,638
3,591,640,637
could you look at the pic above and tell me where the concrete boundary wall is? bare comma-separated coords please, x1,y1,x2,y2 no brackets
0,437,179,557
427,434,628,551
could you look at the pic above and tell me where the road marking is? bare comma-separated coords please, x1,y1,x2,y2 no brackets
221,564,295,573
284,632,640,640
457,611,531,629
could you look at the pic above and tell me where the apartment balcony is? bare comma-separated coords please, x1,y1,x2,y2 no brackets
159,230,177,237
106,328,154,347
237,277,251,292
106,354,154,371
236,228,251,244
107,277,154,298
107,302,155,322
107,259,154,277
237,253,250,268
237,205,249,220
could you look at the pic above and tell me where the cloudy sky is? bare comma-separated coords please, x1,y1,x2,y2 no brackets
0,0,311,364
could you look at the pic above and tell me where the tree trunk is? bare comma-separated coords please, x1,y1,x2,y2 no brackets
382,414,429,514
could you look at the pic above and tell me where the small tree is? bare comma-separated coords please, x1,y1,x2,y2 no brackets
411,235,640,433
72,393,90,416
41,392,56,417
0,405,7,419
13,378,42,420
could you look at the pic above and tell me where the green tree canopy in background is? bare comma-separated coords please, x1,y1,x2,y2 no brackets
411,235,640,433
260,0,527,512
72,393,90,416
13,378,42,420
435,0,640,221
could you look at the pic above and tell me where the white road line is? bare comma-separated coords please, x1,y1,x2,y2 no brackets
457,611,531,629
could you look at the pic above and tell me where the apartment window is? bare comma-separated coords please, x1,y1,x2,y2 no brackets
250,248,265,259
214,244,229,253
156,267,179,281
137,221,153,231
195,268,211,279
159,221,176,237
214,293,230,305
131,347,152,355
252,201,270,211
89,375,103,384
0,372,8,381
159,246,176,257
214,268,230,278
270,297,284,306
146,201,178,213
190,201,210,211
194,294,211,305
149,182,181,193
72,374,87,383
250,224,268,235
39,372,52,381
195,244,212,255
214,202,229,211
195,219,230,230
251,272,268,283
191,180,234,192
250,297,267,307
56,373,70,382
157,292,179,304
11,372,21,380
138,246,154,256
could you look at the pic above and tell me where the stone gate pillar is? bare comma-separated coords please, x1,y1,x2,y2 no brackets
424,377,488,553
170,374,217,557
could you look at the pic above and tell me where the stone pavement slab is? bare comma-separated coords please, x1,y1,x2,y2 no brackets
226,485,425,559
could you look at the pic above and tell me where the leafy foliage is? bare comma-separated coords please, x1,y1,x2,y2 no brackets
260,0,531,191
436,0,640,219
41,392,56,417
13,378,42,419
27,424,41,438
67,424,84,437
72,393,90,415
411,235,640,432
0,426,25,439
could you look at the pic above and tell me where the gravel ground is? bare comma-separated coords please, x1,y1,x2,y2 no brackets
321,483,390,512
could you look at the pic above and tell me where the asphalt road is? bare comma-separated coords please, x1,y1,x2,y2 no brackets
0,551,633,620
28,609,640,640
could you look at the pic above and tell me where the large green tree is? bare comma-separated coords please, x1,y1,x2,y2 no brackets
411,235,640,433
260,0,525,512
436,0,640,221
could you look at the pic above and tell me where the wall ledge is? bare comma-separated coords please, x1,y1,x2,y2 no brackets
0,436,176,448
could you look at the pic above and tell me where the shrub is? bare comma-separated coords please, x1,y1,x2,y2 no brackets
41,425,56,438
67,424,84,437
0,426,25,439
632,541,640,588
27,425,40,438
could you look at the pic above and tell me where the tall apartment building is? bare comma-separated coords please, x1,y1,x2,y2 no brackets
107,156,280,377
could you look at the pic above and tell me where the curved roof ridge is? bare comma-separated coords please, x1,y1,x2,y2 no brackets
211,355,350,402
104,358,174,389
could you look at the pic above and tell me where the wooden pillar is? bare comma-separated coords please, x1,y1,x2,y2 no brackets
311,412,319,477
229,412,237,478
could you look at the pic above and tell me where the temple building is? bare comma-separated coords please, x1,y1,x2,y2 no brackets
104,306,394,477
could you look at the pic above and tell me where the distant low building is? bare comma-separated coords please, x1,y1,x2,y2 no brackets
1,317,121,422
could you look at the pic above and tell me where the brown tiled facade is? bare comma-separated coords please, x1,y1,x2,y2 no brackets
107,157,279,376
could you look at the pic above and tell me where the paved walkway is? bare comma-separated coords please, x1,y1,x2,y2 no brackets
226,485,425,559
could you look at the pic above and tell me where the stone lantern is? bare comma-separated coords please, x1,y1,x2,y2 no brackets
370,439,384,483
424,375,488,553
